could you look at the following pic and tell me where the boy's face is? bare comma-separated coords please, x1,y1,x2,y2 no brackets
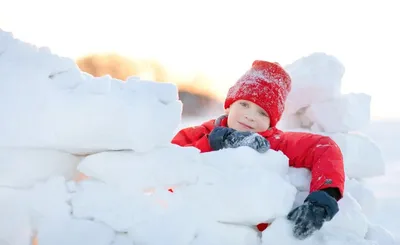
226,100,271,132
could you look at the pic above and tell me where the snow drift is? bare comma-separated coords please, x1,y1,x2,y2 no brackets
0,30,396,245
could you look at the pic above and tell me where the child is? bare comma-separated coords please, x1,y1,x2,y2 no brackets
172,60,345,240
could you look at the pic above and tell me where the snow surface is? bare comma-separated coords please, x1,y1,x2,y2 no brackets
0,30,398,245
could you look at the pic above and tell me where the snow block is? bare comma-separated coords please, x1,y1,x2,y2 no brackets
284,52,345,114
0,148,80,188
0,31,182,154
304,93,371,133
328,133,385,178
77,145,202,192
180,148,296,224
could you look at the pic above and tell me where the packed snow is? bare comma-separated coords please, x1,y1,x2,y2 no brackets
0,30,397,245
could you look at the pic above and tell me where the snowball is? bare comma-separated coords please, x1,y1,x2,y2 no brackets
0,31,182,154
328,133,385,178
304,93,371,133
0,147,80,188
284,52,345,114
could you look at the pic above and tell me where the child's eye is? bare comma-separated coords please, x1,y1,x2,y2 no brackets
240,102,249,107
259,111,268,117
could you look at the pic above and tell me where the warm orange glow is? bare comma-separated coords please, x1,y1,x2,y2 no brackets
32,235,38,245
74,172,89,182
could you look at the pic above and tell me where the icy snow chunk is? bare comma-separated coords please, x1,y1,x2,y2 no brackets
0,31,182,153
322,193,369,238
126,76,179,104
328,133,385,178
288,167,311,191
304,93,371,132
77,146,202,192
0,148,80,188
192,221,260,245
36,218,115,245
284,52,345,114
0,188,31,245
365,223,397,245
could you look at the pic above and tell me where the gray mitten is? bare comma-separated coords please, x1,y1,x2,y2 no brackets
209,127,270,153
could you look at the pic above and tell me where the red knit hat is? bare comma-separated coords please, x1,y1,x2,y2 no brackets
224,60,292,127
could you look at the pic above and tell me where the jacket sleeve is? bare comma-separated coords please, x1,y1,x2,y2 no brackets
278,131,345,199
171,126,213,153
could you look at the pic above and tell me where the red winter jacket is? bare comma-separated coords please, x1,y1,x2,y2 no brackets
172,116,345,229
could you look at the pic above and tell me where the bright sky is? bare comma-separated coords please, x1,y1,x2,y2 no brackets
1,0,399,119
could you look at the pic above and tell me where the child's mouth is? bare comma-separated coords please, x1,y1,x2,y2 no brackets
238,122,254,130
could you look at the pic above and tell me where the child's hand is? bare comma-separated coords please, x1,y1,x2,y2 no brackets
208,127,270,153
287,191,339,240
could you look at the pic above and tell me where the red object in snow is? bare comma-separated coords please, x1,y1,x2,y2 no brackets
257,223,269,231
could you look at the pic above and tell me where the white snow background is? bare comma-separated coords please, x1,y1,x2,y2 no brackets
0,30,398,245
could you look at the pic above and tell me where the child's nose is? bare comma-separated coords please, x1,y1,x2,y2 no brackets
245,114,255,121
